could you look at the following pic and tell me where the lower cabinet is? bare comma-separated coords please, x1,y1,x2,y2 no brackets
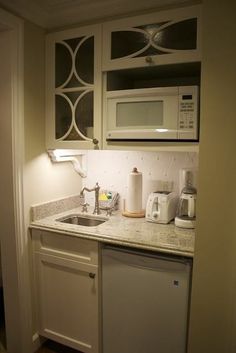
32,230,100,353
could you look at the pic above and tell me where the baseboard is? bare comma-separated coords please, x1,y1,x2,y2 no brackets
32,332,46,352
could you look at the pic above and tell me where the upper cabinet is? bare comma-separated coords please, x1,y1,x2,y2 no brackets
102,5,201,71
46,24,102,150
45,5,201,151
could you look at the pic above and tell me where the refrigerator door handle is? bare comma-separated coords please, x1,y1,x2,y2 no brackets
103,245,192,266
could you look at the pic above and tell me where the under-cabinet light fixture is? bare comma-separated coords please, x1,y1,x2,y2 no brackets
155,129,168,133
47,149,87,178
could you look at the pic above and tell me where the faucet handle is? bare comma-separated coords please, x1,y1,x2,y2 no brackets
81,203,89,213
79,193,85,204
106,207,113,217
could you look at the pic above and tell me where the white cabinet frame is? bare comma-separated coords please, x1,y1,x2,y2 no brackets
102,5,202,71
46,24,102,150
32,230,100,353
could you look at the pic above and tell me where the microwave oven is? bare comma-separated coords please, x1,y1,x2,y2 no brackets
105,86,199,141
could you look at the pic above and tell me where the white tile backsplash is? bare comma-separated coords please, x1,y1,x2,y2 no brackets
82,150,198,210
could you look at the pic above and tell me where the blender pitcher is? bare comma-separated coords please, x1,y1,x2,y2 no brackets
175,172,197,229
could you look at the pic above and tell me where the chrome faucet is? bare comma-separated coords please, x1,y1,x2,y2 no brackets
80,182,101,215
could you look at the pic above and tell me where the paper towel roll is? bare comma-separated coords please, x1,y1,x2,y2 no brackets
126,167,143,213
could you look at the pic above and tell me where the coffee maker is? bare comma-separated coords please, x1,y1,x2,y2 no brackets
175,170,197,229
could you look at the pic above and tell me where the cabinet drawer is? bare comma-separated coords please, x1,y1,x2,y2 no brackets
32,229,98,265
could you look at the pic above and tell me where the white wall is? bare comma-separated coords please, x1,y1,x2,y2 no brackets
83,150,198,209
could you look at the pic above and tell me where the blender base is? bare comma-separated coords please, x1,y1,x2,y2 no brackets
175,216,196,229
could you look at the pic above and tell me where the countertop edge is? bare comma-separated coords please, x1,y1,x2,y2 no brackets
30,223,194,258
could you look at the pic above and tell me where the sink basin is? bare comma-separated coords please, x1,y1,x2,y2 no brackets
57,214,107,227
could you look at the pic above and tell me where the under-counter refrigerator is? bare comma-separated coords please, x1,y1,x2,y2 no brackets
102,246,192,353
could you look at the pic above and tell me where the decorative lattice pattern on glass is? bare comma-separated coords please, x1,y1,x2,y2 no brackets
55,36,94,141
111,19,197,60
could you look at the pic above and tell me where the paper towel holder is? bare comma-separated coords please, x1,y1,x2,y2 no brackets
122,167,145,218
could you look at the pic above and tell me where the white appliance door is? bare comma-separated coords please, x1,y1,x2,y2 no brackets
102,247,191,353
106,93,179,140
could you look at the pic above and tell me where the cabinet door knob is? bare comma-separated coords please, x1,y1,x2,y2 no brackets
92,138,99,145
145,56,153,64
89,272,96,279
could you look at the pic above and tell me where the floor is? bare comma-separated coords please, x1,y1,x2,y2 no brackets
36,340,82,353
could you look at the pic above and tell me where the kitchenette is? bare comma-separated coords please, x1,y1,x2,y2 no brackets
30,148,197,353
0,1,202,351
30,195,195,353
1,1,235,353
29,3,202,353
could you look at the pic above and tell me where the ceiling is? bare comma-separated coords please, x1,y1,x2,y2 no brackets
0,0,194,30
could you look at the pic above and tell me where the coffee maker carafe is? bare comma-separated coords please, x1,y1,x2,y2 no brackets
175,170,197,229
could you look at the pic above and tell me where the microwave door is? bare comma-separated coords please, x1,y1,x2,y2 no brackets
106,95,178,140
159,95,179,139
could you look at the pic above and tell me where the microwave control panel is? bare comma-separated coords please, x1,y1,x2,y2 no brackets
179,100,195,129
178,87,198,140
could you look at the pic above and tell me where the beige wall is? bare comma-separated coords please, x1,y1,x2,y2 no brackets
0,27,25,353
23,21,83,343
0,31,11,290
23,21,83,224
188,1,236,352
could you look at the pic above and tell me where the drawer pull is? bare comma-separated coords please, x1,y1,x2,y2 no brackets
89,272,96,279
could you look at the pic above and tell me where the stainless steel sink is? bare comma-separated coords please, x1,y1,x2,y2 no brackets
57,214,107,227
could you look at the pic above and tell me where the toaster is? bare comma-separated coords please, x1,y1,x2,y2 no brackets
145,191,178,224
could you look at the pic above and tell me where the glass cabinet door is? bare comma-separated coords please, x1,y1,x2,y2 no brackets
46,24,102,149
102,5,201,71
110,19,197,60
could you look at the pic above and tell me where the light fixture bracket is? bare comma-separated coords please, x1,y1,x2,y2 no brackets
47,149,87,178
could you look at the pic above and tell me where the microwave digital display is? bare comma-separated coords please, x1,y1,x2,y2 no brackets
182,95,193,100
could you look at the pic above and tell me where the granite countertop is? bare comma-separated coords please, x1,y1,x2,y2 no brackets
30,198,195,257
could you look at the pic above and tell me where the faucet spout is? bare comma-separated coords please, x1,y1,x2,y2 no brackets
80,182,101,215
